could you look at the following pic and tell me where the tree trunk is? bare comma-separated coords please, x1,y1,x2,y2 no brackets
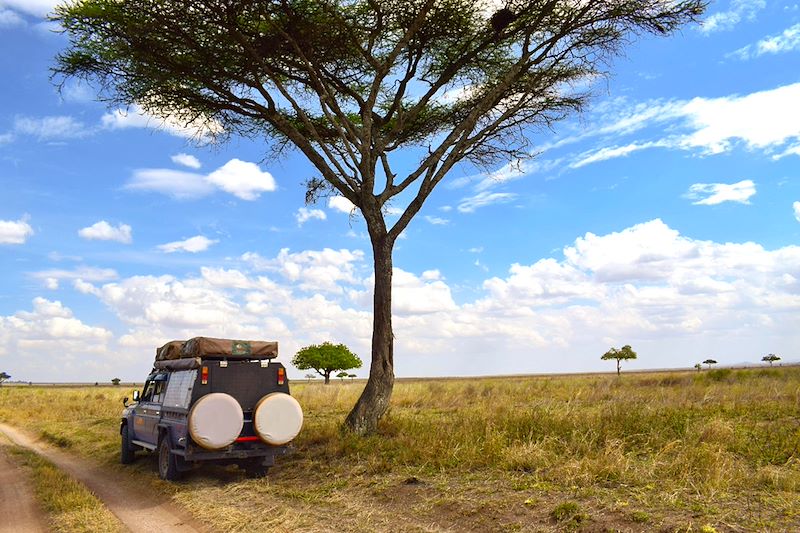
616,359,621,376
344,222,395,435
324,371,331,384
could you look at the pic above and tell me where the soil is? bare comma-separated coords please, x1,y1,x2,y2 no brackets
0,423,208,533
0,443,46,533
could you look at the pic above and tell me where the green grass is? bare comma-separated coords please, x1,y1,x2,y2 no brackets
0,367,798,531
6,446,123,533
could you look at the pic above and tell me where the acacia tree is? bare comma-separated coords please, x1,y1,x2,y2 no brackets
292,342,362,384
601,345,637,375
55,0,704,434
761,354,780,366
0,372,10,386
703,358,717,369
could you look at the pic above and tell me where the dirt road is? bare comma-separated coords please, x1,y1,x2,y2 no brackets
0,423,208,533
0,442,46,533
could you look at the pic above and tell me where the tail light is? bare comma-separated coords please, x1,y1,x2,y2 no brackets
201,366,209,385
277,367,285,385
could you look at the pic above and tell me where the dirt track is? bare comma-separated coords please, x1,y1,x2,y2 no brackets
0,423,208,533
0,442,46,533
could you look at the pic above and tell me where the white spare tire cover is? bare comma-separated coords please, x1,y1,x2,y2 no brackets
188,393,243,450
253,393,304,445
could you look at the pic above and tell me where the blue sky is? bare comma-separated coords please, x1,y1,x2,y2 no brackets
0,0,798,382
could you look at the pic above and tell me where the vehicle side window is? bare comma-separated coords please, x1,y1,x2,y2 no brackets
151,379,167,404
140,380,155,402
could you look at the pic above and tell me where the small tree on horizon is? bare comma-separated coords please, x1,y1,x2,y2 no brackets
601,345,637,376
305,373,317,383
349,374,357,381
292,342,362,385
0,372,10,386
762,354,780,366
337,371,349,382
694,363,702,372
111,377,121,386
703,359,717,369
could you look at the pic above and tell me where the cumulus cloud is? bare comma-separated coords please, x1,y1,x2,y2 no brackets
0,8,24,26
424,216,449,225
171,153,202,169
126,159,275,200
242,248,364,294
78,221,132,244
101,104,222,140
328,196,356,214
0,216,34,244
685,180,756,205
31,266,118,288
157,236,218,254
14,115,91,140
295,207,326,226
701,0,765,34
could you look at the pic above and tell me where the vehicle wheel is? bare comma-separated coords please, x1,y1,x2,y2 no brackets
158,436,181,481
243,460,270,478
120,424,135,464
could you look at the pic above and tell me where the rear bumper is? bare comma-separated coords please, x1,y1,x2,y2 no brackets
174,443,291,463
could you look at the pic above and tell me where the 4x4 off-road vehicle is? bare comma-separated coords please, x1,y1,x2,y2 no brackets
120,337,303,480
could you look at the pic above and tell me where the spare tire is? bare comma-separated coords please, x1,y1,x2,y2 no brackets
188,393,244,450
253,393,303,445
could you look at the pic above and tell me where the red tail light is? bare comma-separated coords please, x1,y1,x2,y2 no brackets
277,367,285,385
201,366,209,385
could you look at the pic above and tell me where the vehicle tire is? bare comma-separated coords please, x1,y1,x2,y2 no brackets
120,424,135,464
158,436,181,481
243,460,270,478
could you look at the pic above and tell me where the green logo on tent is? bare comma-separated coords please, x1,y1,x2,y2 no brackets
231,340,251,356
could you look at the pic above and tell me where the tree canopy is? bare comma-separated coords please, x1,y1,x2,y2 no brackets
762,354,780,366
0,371,10,385
703,359,717,367
55,0,705,434
292,342,362,384
601,345,637,375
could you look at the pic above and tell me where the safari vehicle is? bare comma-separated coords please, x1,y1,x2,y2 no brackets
120,337,303,480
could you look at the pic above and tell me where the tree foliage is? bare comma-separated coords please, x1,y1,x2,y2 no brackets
292,342,362,384
703,359,717,368
762,354,780,366
601,345,637,375
111,377,121,385
55,0,705,434
0,371,10,386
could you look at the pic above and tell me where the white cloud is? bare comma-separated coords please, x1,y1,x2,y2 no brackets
0,217,34,244
157,236,218,254
31,266,118,286
0,0,60,18
701,0,765,34
78,221,132,244
206,159,276,200
295,207,326,226
570,142,662,168
14,115,90,140
733,23,800,59
328,196,356,214
171,153,202,169
457,192,517,213
0,8,24,26
126,159,275,201
794,201,800,223
242,248,364,294
424,216,449,225
125,168,214,199
685,180,756,205
101,104,222,140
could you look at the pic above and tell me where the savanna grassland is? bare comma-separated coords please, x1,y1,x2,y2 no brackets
0,367,798,532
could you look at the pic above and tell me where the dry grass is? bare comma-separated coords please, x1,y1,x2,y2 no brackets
0,367,798,531
5,445,124,533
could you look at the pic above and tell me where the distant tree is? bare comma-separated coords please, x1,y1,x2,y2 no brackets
348,374,357,381
305,373,317,383
54,0,705,436
111,377,121,386
292,342,362,385
694,363,702,372
702,359,717,369
337,371,349,382
0,372,9,386
762,354,780,366
601,345,638,376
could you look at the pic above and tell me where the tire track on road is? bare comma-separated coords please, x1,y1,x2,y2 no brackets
0,423,208,533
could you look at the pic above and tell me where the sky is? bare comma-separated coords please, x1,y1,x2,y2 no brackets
0,0,798,382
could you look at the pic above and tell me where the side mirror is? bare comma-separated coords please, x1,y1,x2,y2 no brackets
122,396,129,407
132,390,140,401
